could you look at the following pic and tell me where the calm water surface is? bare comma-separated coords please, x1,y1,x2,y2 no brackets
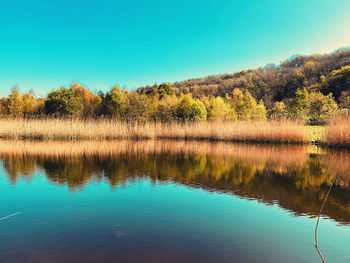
0,140,349,263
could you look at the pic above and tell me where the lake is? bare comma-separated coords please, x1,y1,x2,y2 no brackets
0,140,349,263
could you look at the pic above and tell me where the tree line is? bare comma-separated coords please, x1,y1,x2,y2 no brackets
0,48,349,124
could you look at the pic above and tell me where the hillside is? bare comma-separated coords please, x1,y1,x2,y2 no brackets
138,48,350,107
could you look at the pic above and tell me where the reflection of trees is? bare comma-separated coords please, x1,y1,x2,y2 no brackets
38,157,103,190
1,144,350,224
2,156,35,184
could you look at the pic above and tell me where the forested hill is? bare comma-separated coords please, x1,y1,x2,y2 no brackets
137,48,350,107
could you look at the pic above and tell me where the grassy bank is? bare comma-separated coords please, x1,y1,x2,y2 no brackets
0,118,310,144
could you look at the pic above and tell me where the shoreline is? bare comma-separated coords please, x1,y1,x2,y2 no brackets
0,136,348,151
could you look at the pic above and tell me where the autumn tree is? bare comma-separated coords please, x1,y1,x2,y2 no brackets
254,100,267,120
269,102,287,120
207,97,236,121
0,98,8,115
156,95,178,122
227,89,266,120
71,82,101,117
8,87,23,117
339,91,350,109
227,88,245,119
125,93,153,121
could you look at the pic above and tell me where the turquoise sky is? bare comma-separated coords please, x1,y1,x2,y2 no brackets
1,0,350,96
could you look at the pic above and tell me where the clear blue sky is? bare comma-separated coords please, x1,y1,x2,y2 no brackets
1,0,350,96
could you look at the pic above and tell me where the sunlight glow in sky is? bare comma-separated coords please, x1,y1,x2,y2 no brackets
0,0,349,96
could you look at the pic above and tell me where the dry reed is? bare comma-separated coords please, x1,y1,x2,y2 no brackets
325,116,350,147
0,118,310,144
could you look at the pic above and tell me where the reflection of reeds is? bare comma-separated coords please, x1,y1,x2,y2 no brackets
0,118,309,144
325,150,350,186
0,139,310,166
3,139,350,188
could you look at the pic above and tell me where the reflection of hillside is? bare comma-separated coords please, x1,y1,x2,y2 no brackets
0,140,350,224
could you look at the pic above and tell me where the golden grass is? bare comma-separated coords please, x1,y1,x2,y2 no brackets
0,118,310,144
325,116,350,147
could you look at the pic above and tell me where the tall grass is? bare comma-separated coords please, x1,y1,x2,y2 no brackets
156,120,309,143
0,118,310,144
325,116,350,147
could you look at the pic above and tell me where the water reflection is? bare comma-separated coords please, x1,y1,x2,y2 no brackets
1,140,350,225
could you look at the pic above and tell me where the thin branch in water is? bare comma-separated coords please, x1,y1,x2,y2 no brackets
0,212,21,221
314,177,337,263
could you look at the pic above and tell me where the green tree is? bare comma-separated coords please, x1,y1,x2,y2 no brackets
102,86,127,119
322,65,350,100
176,94,207,121
189,100,207,121
157,83,174,99
290,88,310,121
45,87,82,117
308,92,337,125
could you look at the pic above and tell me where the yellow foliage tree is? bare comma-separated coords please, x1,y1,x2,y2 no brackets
207,97,236,121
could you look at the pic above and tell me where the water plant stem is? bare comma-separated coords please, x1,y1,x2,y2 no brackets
314,178,336,263
0,212,21,221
